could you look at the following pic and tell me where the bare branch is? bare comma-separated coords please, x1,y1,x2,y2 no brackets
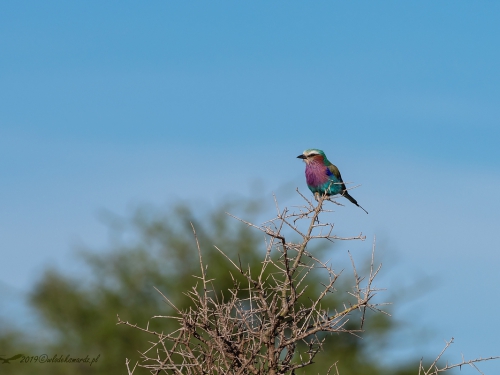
122,191,498,374
419,338,500,375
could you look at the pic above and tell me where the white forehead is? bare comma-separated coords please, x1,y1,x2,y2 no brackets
303,149,320,156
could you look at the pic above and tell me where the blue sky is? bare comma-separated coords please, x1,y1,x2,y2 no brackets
1,1,499,371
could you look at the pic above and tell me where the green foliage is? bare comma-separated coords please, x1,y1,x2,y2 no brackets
0,198,436,374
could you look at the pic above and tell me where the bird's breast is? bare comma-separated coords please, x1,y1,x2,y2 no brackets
305,164,330,187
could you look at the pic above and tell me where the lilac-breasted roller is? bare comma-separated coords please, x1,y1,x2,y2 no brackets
297,149,368,214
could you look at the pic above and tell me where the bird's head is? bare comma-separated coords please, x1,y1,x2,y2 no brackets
297,149,327,164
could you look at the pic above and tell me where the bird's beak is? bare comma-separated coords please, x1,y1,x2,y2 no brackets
297,154,306,159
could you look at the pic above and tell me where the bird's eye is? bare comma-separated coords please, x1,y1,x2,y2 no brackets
307,153,318,157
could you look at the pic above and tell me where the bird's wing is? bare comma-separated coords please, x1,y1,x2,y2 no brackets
326,164,343,181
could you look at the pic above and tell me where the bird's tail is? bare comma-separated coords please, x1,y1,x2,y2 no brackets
343,191,368,214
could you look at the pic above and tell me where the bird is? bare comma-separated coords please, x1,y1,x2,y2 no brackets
0,354,24,364
297,149,368,214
